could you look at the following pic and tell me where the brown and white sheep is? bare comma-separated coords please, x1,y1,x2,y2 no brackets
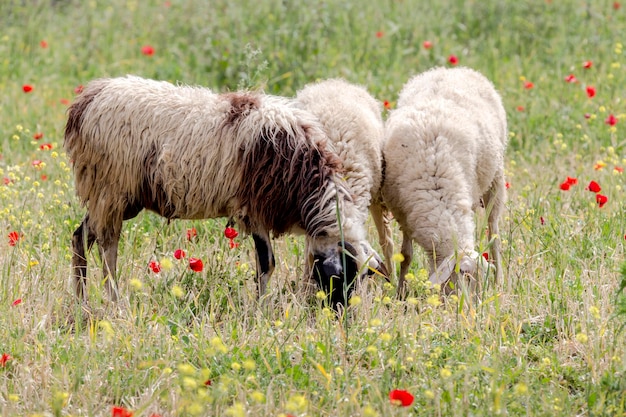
296,79,394,286
382,67,508,296
64,75,384,308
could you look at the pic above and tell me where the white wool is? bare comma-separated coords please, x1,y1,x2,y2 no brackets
296,78,393,275
383,67,508,292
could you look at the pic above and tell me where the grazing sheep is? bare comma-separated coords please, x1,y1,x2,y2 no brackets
382,67,508,296
64,75,384,308
296,79,394,288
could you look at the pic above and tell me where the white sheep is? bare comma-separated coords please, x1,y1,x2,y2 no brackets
64,75,385,308
295,78,394,285
382,67,508,296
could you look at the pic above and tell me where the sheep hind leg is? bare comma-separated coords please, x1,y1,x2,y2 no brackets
252,232,275,302
396,232,413,299
483,175,506,284
71,215,96,303
97,218,124,303
370,202,395,278
100,238,120,302
97,204,142,303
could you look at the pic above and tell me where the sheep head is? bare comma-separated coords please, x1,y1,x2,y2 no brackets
309,239,389,311
309,239,360,311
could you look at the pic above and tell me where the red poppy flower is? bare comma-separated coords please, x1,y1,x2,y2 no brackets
516,105,525,112
505,182,511,189
41,175,48,181
583,60,593,69
448,55,458,65
60,98,70,105
540,216,546,225
12,298,22,307
189,257,204,272
39,143,53,151
186,228,197,241
596,193,608,208
383,100,391,110
560,176,578,191
3,177,11,185
224,227,238,240
22,84,34,93
33,132,43,140
0,353,11,367
587,180,601,193
112,406,134,417
224,227,239,249
40,40,48,48
174,249,186,259
204,379,212,386
482,252,489,261
8,231,20,246
389,389,414,407
141,45,155,56
375,31,384,38
586,86,596,98
422,40,433,49
74,85,84,95
149,260,161,273
564,74,578,83
605,114,618,126
614,2,621,10
523,81,534,89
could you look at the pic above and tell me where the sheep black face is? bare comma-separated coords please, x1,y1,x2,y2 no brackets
312,241,360,311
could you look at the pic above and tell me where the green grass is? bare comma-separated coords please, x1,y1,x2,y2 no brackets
1,0,626,415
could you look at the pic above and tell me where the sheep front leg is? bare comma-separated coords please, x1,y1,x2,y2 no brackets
302,238,319,298
252,232,275,300
396,232,413,299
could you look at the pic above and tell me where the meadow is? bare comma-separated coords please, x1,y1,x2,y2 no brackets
1,0,626,415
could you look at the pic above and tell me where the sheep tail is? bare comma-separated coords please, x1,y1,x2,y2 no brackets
63,80,108,157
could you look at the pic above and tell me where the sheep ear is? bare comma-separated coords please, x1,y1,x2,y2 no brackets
429,255,455,284
339,241,358,257
367,251,390,280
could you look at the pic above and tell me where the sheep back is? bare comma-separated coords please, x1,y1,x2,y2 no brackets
384,67,507,256
64,75,343,240
296,79,385,223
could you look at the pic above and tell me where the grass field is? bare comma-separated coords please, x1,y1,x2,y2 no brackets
2,0,626,415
